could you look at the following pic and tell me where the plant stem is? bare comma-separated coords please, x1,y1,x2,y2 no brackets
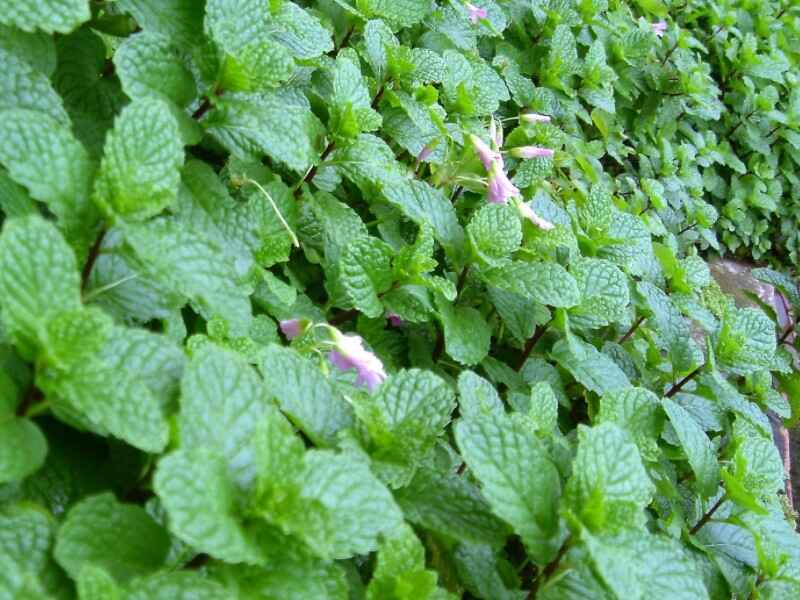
191,96,212,120
618,315,645,344
778,324,794,345
516,320,551,371
665,365,702,397
689,495,726,535
328,308,359,326
661,40,680,66
244,178,299,247
81,229,106,292
293,140,337,198
529,537,570,598
727,109,755,137
455,265,470,295
16,385,42,417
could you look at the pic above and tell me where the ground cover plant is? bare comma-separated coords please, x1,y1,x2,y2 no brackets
1,0,800,598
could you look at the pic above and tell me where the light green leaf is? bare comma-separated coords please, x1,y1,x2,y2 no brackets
528,382,558,435
205,90,324,173
393,466,511,547
458,370,504,418
0,48,68,122
0,216,81,352
467,204,522,263
569,257,629,329
0,109,96,245
565,423,654,532
114,32,196,106
0,0,90,33
551,338,631,396
339,237,393,318
597,387,662,461
0,417,47,483
94,98,184,221
54,493,170,584
716,307,776,375
358,368,455,462
455,412,562,563
179,345,266,490
437,300,491,366
453,543,527,600
125,572,228,600
483,261,581,308
124,217,252,336
117,0,205,47
366,524,443,600
260,344,354,447
154,448,263,564
663,399,720,497
358,0,433,28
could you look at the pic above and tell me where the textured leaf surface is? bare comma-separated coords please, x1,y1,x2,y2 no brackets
54,493,170,583
663,399,720,497
484,261,581,308
0,0,90,33
455,412,562,563
94,99,184,221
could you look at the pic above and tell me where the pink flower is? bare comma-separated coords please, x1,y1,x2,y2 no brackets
386,313,404,327
487,161,520,204
469,134,502,170
279,318,304,340
465,2,487,24
652,21,667,37
417,144,433,163
510,146,555,159
518,203,555,230
329,333,387,391
521,113,551,124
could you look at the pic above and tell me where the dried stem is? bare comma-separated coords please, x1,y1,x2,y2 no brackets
665,365,703,397
689,495,726,535
81,228,106,292
516,320,551,371
618,315,645,344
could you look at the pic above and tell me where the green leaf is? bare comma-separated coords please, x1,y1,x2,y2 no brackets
565,423,654,532
0,109,96,246
357,368,455,463
569,257,629,329
179,345,266,490
366,524,444,600
0,417,47,483
597,387,662,461
715,307,776,375
393,466,511,547
437,300,491,366
124,217,252,336
458,370,505,418
117,0,205,47
0,48,67,122
528,382,558,435
114,32,196,106
154,448,263,564
54,493,170,584
358,0,433,28
583,529,710,600
260,344,354,447
455,412,562,563
93,98,184,221
752,267,800,310
125,572,228,600
662,399,720,497
0,0,90,33
638,281,702,374
339,237,393,318
0,216,81,352
205,90,324,173
483,261,581,308
467,204,522,263
551,338,631,396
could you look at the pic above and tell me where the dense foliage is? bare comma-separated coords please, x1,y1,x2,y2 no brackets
1,0,800,598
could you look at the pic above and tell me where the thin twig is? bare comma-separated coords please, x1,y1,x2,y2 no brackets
516,320,551,371
81,229,106,292
528,537,570,598
293,140,336,198
689,495,726,535
83,273,140,303
618,315,645,344
665,365,702,397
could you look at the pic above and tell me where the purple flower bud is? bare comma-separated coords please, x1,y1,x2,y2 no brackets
487,161,520,204
417,144,433,163
465,2,488,24
520,113,551,124
510,146,555,159
652,21,667,37
279,318,304,340
387,313,404,327
329,333,387,391
518,203,555,230
469,134,502,171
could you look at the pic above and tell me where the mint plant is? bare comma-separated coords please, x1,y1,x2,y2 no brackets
1,1,799,598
